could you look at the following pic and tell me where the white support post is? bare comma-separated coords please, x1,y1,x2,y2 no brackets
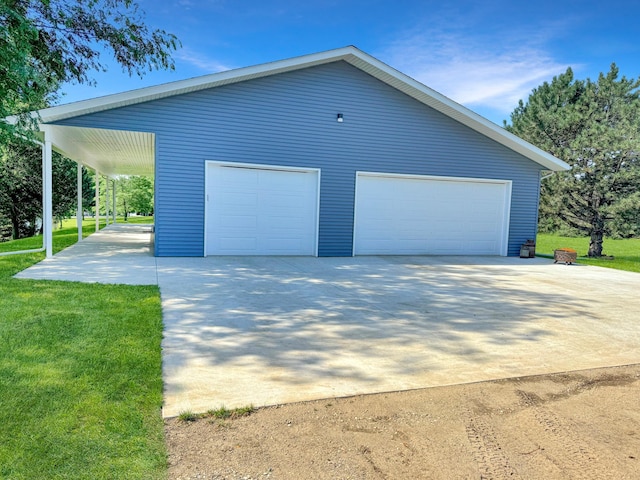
42,136,53,258
105,178,110,226
77,163,83,242
95,169,100,232
112,179,117,224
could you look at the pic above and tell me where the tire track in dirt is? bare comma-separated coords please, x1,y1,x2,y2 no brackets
463,409,521,479
358,444,388,480
515,388,616,480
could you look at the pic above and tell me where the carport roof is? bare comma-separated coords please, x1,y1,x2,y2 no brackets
40,124,155,177
35,45,569,173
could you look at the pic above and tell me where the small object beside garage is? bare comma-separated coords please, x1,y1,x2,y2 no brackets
519,239,536,258
554,248,578,265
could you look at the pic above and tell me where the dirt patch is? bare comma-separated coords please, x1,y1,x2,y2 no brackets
165,365,640,479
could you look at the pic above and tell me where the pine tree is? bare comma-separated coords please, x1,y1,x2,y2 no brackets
506,65,640,256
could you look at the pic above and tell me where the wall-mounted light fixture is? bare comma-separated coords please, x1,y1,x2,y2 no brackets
337,113,344,123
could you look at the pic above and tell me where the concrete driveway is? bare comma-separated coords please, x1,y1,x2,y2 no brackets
159,255,640,418
15,225,640,418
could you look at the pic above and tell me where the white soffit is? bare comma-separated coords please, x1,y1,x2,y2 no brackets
37,46,568,172
43,125,154,176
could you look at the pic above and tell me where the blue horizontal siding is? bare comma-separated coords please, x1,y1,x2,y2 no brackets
55,61,543,256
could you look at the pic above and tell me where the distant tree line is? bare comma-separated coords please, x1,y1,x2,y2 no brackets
96,175,154,220
0,138,154,242
116,176,154,219
0,138,93,240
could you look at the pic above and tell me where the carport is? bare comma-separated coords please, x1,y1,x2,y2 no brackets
37,122,154,257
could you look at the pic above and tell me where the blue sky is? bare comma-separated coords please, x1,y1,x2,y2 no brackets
59,0,640,125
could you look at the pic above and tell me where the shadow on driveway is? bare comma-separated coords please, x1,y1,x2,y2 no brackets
158,256,640,417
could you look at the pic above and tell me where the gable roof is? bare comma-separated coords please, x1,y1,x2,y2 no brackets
36,45,568,171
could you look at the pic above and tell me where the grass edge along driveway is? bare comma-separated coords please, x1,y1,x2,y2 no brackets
0,221,166,480
536,233,640,273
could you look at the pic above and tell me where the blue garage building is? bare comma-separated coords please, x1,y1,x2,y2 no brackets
36,46,568,257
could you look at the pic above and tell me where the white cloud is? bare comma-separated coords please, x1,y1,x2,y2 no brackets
175,47,232,73
380,31,569,114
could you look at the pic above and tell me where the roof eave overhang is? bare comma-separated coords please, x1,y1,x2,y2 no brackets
35,46,569,172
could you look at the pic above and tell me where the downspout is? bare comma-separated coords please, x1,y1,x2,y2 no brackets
540,170,554,182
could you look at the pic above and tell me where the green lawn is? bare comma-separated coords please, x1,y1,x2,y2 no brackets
536,233,640,273
0,219,166,479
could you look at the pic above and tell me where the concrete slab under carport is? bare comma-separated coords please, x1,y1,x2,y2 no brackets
158,255,640,418
15,227,640,419
14,223,158,285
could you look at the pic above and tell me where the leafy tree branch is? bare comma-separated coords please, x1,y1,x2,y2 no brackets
1,0,180,141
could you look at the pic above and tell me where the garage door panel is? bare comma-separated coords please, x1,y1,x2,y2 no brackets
472,200,500,212
431,223,464,237
218,167,259,186
430,241,464,254
354,174,509,255
469,240,497,251
207,164,318,255
469,221,498,234
218,237,257,252
219,214,257,228
263,237,308,251
262,194,310,210
260,170,301,187
218,191,258,207
219,202,259,216
261,215,307,231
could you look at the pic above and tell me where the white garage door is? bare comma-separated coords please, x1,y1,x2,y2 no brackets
206,163,319,255
354,173,511,255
